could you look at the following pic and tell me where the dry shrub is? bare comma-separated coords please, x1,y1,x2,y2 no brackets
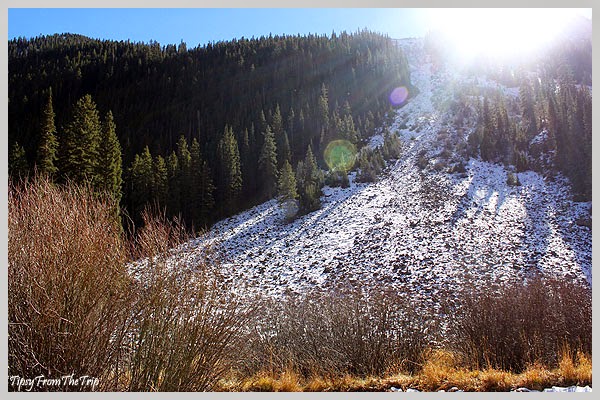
9,179,255,392
8,178,133,387
448,275,591,372
243,284,437,379
123,210,257,391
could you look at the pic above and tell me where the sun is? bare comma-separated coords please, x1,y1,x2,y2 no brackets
424,8,584,63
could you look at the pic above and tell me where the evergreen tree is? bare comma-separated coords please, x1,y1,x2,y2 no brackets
36,88,58,177
382,130,402,160
60,94,101,184
218,125,242,213
166,151,180,217
241,124,258,197
96,111,123,202
287,107,296,151
318,83,330,134
9,141,28,180
129,146,154,218
190,138,215,227
272,104,291,166
198,160,216,225
341,114,358,144
271,104,284,138
357,148,378,183
278,160,298,203
176,135,192,219
480,97,496,162
519,78,538,138
258,125,279,199
153,155,168,208
296,145,324,213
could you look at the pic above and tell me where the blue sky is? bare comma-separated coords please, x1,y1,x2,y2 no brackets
8,8,432,46
9,8,592,48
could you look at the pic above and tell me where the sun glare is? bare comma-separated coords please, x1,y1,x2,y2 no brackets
425,8,583,62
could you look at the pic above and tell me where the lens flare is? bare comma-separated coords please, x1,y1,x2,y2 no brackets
324,140,356,172
389,86,409,106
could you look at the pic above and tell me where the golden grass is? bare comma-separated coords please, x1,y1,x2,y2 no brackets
514,362,556,391
239,369,302,392
222,350,592,392
557,349,592,387
478,368,513,392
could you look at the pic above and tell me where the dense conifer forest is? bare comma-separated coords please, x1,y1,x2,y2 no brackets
9,31,411,228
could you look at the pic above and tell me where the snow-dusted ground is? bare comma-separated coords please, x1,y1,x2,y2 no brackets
390,385,592,392
183,38,591,304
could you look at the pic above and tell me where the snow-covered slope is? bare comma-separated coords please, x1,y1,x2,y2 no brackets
185,38,591,301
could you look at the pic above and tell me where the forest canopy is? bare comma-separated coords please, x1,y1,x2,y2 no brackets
9,30,412,227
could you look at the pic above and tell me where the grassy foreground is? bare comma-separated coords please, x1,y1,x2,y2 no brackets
219,349,592,392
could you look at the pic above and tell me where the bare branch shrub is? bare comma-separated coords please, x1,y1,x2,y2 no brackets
123,210,257,391
8,178,133,386
243,284,438,378
447,275,592,372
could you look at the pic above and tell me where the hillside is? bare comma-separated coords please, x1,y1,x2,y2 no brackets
8,19,592,391
8,31,413,227
184,38,591,307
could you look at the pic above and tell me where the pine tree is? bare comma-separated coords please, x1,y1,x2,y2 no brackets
241,124,258,197
60,94,101,184
382,130,402,160
278,160,298,203
198,160,215,225
519,78,538,138
296,145,324,213
357,148,377,183
153,154,168,207
129,146,154,218
271,104,284,138
190,138,215,227
9,141,28,180
341,114,358,144
318,83,330,134
287,107,296,151
96,111,123,202
176,135,192,219
218,125,242,213
37,88,58,177
480,97,496,161
166,151,180,217
258,125,279,199
304,144,323,188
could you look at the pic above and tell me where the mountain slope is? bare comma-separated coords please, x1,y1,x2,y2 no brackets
186,38,591,302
